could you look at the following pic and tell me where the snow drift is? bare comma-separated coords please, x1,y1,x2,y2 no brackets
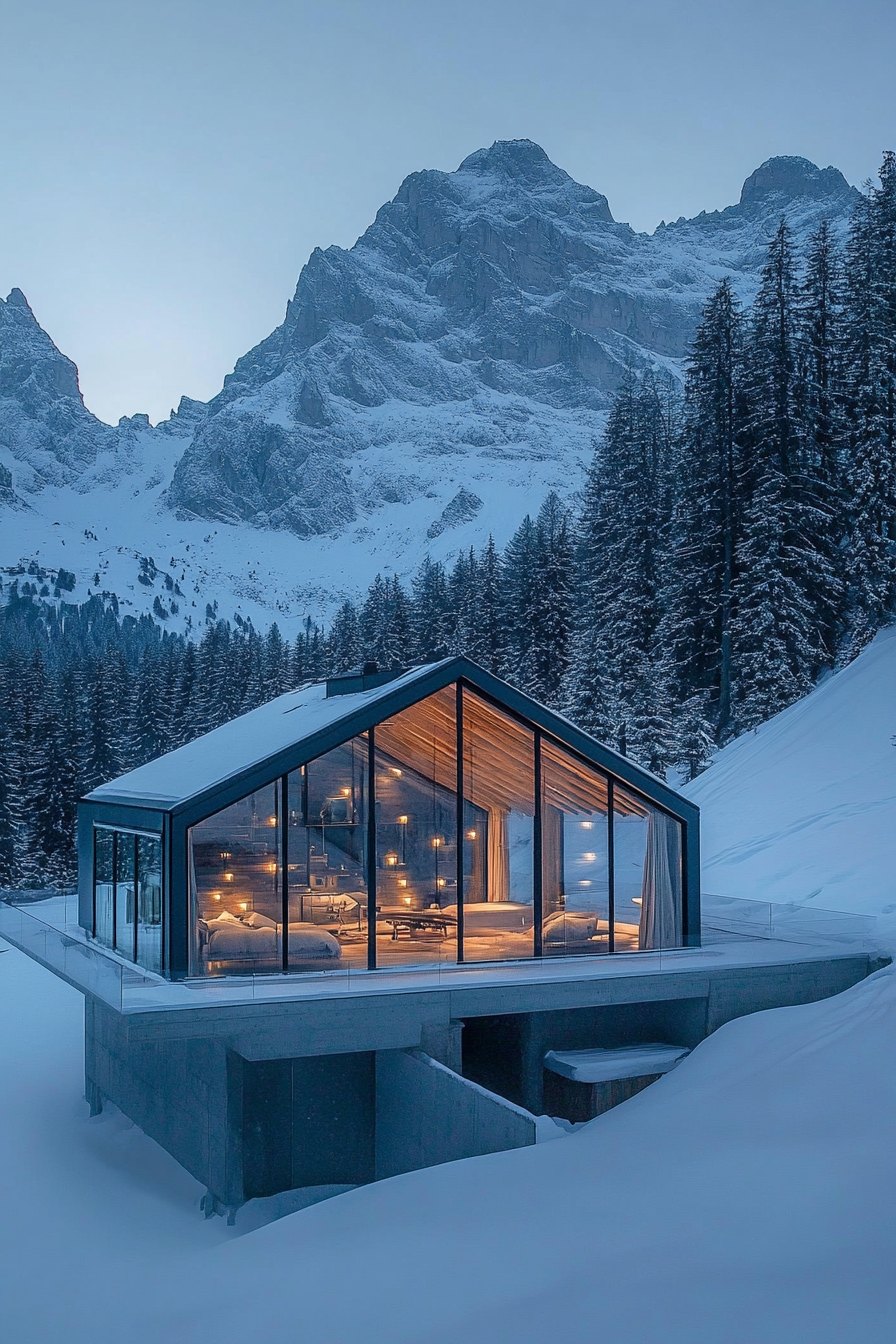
684,624,896,917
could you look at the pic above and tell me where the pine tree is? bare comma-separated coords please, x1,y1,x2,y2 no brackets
528,492,574,707
665,278,747,740
409,557,449,660
328,600,363,671
841,152,896,654
731,221,820,728
500,514,540,687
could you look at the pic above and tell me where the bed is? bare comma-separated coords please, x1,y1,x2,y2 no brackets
199,911,343,966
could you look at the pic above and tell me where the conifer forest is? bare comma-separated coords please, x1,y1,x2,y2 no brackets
1,153,894,889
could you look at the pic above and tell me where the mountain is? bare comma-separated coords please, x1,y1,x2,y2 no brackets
0,143,859,632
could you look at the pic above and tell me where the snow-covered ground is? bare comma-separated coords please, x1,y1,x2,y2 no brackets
1,942,894,1343
684,625,896,918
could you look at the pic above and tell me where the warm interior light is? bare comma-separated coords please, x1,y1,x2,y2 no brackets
267,862,277,874
437,877,446,888
581,821,593,830
239,902,248,911
384,852,398,867
397,878,407,888
340,787,352,797
465,829,477,840
583,852,596,862
390,767,402,777
431,837,442,848
403,896,412,905
211,893,221,901
220,851,232,859
266,815,277,827
398,815,408,825
223,872,234,882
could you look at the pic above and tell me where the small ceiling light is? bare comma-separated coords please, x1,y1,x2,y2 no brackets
211,893,221,901
267,815,277,827
390,767,402,777
223,872,234,882
465,829,477,840
398,815,408,825
581,821,593,830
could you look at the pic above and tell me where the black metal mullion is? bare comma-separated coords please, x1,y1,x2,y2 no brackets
91,827,97,938
132,834,139,963
366,730,377,971
280,774,289,973
607,779,615,955
533,731,543,958
111,830,118,949
455,682,464,963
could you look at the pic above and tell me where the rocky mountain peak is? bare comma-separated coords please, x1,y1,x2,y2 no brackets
739,155,853,207
457,138,559,179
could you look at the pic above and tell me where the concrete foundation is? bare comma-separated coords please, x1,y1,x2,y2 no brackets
83,942,881,1216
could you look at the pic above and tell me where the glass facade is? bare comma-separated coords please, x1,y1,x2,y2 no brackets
123,678,688,979
93,826,163,972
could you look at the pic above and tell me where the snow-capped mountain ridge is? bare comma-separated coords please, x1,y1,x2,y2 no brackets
0,143,860,631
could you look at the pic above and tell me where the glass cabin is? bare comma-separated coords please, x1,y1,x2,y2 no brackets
78,660,699,979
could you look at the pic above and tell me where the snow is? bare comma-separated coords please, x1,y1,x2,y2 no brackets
87,662,444,806
684,625,896,917
1,940,894,1343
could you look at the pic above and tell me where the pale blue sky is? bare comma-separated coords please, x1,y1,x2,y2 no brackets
1,0,894,424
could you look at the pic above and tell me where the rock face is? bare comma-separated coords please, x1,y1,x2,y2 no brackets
0,288,117,492
2,143,859,548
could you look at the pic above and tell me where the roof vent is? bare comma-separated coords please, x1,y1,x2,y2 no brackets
325,663,408,697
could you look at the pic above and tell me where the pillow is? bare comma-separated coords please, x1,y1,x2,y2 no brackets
204,910,241,929
243,911,277,929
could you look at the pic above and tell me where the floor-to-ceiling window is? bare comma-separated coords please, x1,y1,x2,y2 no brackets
374,686,458,968
189,782,284,974
92,826,163,972
285,735,370,971
540,739,610,957
460,690,535,963
614,786,683,950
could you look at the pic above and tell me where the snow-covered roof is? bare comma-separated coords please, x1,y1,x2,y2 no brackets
87,662,447,809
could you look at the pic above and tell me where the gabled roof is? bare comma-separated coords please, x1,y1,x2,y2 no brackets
85,658,698,825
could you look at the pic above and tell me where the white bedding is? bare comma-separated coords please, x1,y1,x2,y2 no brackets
201,918,342,962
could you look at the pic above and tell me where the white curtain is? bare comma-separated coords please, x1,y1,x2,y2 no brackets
487,807,509,902
639,810,682,950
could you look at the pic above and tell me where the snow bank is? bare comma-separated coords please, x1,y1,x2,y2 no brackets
684,625,896,917
2,942,895,1344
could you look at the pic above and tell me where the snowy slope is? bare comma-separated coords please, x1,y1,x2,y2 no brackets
0,144,859,634
1,944,894,1343
683,626,896,917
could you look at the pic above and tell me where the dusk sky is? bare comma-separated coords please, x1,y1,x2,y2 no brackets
2,0,894,424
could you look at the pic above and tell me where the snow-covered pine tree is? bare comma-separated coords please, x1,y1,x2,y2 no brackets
664,277,747,744
798,219,848,659
528,492,574,707
500,514,540,689
409,556,449,661
731,221,818,730
841,151,896,656
564,368,677,769
328,600,363,672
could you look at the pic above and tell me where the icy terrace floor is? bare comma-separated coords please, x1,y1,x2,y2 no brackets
0,892,880,1016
